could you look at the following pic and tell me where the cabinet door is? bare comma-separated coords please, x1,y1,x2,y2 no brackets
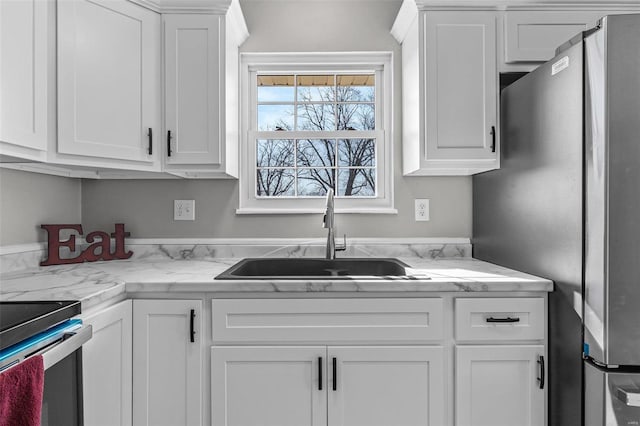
0,0,50,158
505,11,602,63
164,14,222,166
328,346,445,426
133,300,202,426
211,346,327,426
424,12,497,163
82,300,133,426
456,345,545,426
57,0,160,166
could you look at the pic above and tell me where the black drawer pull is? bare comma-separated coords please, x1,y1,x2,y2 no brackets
332,357,337,391
318,357,323,391
147,128,153,155
167,130,172,157
490,125,496,152
486,316,520,323
190,309,195,343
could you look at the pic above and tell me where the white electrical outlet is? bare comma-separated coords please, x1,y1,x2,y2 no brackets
174,200,195,221
414,199,430,221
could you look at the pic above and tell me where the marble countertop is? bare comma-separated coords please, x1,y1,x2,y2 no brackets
0,256,553,311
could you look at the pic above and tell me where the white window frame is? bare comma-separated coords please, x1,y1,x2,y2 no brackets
237,52,395,214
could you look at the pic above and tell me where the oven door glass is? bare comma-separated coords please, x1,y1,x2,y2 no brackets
41,349,84,426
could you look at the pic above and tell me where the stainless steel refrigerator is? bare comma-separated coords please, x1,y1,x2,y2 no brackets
473,14,640,426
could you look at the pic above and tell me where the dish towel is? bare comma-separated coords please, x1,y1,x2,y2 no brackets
0,355,45,426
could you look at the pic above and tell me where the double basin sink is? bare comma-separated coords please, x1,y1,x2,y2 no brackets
215,258,415,280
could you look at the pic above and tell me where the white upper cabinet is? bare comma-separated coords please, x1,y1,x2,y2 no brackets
164,14,222,167
57,0,161,171
392,4,499,176
0,0,52,161
424,12,498,165
504,9,639,64
161,3,248,178
392,0,639,176
52,0,247,177
504,11,601,63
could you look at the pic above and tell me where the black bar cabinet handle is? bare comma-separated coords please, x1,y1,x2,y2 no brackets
332,357,337,391
167,130,172,157
537,355,545,389
147,128,153,155
486,316,520,323
490,126,496,152
318,357,323,391
190,309,195,343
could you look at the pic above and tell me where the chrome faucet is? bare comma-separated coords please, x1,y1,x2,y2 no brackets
323,189,347,259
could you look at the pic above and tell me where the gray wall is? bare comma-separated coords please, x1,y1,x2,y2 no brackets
0,168,81,245
81,0,472,239
81,177,470,238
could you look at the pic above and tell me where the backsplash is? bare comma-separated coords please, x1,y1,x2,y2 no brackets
0,238,471,274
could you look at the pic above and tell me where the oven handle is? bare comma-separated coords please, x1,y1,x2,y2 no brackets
40,325,92,370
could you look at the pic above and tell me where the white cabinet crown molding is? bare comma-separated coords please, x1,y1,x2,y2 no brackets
415,0,640,9
129,0,232,14
391,0,418,43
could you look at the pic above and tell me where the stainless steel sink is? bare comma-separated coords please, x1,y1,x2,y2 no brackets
215,258,411,280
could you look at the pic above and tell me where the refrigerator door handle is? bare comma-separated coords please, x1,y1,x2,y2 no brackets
616,388,640,407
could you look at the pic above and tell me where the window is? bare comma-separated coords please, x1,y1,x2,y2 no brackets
238,53,395,214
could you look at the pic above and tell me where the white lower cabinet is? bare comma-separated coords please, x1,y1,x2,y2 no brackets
456,345,545,426
211,345,445,426
329,346,445,426
82,300,133,426
211,346,327,426
454,297,546,426
132,299,203,426
211,298,447,426
81,294,547,426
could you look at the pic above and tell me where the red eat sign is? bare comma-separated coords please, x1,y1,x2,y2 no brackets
40,223,133,266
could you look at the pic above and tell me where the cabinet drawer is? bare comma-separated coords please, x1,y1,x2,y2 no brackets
455,298,544,341
504,11,601,62
212,298,443,344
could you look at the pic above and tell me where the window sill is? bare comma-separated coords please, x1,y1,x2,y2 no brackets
235,207,398,215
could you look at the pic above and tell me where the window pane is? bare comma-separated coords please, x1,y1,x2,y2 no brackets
258,86,295,103
297,169,334,196
337,74,374,101
297,139,335,167
297,104,335,131
257,139,294,167
338,139,375,167
336,103,375,130
256,168,295,196
258,105,294,130
257,75,295,102
337,168,375,197
297,75,335,102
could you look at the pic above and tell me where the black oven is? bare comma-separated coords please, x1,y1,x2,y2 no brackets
0,301,92,426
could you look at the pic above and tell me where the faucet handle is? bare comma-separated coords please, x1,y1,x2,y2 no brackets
336,234,347,252
322,214,328,228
